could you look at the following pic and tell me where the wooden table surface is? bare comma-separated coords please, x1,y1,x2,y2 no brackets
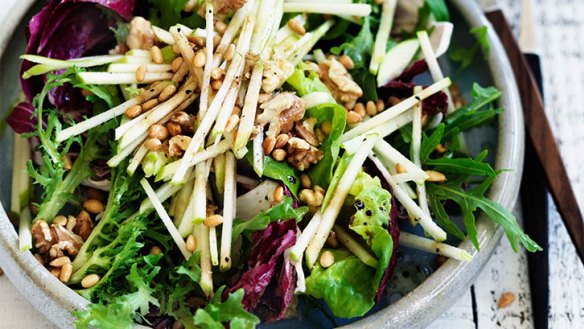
1,0,583,328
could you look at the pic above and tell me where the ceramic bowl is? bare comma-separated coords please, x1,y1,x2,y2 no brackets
0,0,524,328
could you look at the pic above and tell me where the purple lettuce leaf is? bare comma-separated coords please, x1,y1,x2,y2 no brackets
396,59,429,83
384,80,448,115
227,220,297,322
6,101,42,134
363,159,400,301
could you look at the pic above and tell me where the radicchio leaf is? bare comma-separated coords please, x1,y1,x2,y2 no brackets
384,80,448,115
227,220,297,322
6,101,40,134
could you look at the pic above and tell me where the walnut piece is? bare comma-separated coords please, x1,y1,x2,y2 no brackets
32,220,53,255
319,58,363,109
126,17,155,50
262,59,294,93
73,210,93,241
32,219,84,260
257,92,306,138
168,135,192,157
294,118,320,147
287,137,324,171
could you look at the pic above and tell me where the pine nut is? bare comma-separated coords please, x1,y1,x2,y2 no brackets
171,57,184,72
83,199,104,214
321,120,332,135
136,64,147,82
192,36,205,47
81,89,94,97
149,124,169,140
204,214,224,228
215,21,227,34
66,215,77,231
426,170,446,182
59,263,73,283
232,106,241,116
346,111,363,124
150,46,164,64
326,231,339,248
142,99,159,111
225,114,240,133
87,188,106,202
193,50,206,68
183,0,196,12
211,67,224,80
435,144,446,153
313,186,324,206
213,35,221,48
497,292,515,309
272,149,287,161
275,134,289,148
62,155,72,170
81,274,101,288
145,138,162,151
300,174,312,189
339,55,354,70
273,186,284,203
319,250,335,268
53,215,67,226
49,256,71,267
50,267,61,278
172,44,181,54
211,79,222,90
159,84,177,102
287,19,306,35
150,246,162,255
263,136,276,155
224,44,235,61
186,234,196,252
396,163,407,174
166,122,182,136
125,104,142,119
366,100,377,116
388,96,401,106
376,99,385,112
354,103,366,117
299,189,316,205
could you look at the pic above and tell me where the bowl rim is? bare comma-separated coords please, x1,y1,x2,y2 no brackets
0,1,524,328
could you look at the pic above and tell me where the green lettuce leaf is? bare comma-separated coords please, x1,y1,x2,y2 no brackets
231,198,308,239
194,287,260,329
285,63,331,96
330,17,374,70
449,26,490,72
147,0,205,30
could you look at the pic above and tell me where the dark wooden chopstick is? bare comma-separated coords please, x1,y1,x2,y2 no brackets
485,10,584,267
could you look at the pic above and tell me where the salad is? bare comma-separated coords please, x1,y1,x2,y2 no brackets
6,0,541,328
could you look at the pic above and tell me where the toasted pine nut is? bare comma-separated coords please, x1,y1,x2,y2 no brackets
125,104,142,119
186,234,196,252
339,55,354,70
136,64,147,82
183,0,196,12
83,199,104,214
426,170,446,183
149,124,169,140
150,246,162,255
326,231,339,248
142,99,159,111
171,57,184,72
263,136,276,155
172,44,181,54
225,114,240,133
53,215,67,226
211,67,224,80
204,214,224,228
435,144,446,153
211,79,222,90
300,174,312,189
49,256,71,267
272,149,287,161
87,188,106,202
320,250,335,268
50,267,61,278
145,138,162,151
346,111,363,124
353,103,366,117
396,163,407,174
150,46,164,64
376,99,385,112
59,263,73,283
159,84,177,102
321,120,332,135
193,50,206,68
81,274,101,288
287,19,306,35
497,292,515,309
215,21,227,34
232,106,241,116
273,186,284,203
81,89,94,97
224,44,235,61
299,189,316,205
213,35,221,47
366,100,377,116
388,96,401,106
275,134,289,148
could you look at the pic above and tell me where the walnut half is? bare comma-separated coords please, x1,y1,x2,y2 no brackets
287,137,324,171
257,92,306,138
319,57,363,109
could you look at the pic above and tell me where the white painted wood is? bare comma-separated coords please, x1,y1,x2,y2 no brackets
426,290,475,329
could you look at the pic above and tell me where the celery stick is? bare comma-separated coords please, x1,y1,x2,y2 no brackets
370,0,398,74
333,225,378,268
400,232,472,262
220,151,237,271
77,72,173,85
283,3,372,16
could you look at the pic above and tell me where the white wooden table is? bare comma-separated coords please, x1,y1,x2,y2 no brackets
1,0,584,328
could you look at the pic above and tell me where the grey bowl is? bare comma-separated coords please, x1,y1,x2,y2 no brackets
0,1,524,328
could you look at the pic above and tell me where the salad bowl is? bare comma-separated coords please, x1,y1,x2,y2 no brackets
0,0,524,328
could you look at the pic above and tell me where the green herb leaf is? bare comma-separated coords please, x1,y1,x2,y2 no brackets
232,198,308,239
425,0,450,22
147,0,205,30
448,26,490,71
330,17,374,70
194,287,260,329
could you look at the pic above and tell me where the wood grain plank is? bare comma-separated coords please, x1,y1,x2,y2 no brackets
425,290,475,329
